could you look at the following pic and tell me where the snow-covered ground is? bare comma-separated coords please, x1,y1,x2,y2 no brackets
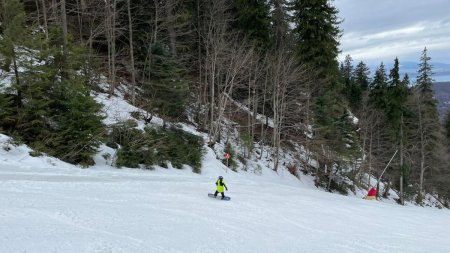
1,134,450,253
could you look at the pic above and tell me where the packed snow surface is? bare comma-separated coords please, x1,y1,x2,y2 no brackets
1,139,449,253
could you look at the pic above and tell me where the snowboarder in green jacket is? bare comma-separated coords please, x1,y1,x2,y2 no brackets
214,176,228,199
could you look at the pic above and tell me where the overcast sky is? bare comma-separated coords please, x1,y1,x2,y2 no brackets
333,0,450,65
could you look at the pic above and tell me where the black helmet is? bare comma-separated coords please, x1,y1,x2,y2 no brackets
219,176,223,180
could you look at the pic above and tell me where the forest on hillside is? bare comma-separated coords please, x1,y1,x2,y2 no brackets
1,0,450,206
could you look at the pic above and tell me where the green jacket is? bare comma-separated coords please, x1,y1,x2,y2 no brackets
216,179,228,193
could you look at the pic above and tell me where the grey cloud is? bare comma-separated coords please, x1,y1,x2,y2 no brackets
334,0,450,67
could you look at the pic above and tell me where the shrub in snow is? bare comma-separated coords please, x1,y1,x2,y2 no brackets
110,121,204,172
222,142,238,171
29,150,42,157
415,192,424,206
287,163,299,179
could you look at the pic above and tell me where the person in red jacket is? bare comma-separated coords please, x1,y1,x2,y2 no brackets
364,187,377,200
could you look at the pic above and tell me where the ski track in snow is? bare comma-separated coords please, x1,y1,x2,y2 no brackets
1,162,449,253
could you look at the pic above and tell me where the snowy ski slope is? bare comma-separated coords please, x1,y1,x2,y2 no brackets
1,135,449,253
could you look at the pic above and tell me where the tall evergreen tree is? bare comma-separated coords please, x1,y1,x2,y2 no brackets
0,0,27,107
142,43,188,121
416,47,433,93
369,62,388,109
0,93,13,131
232,0,272,51
290,0,341,87
269,0,290,49
1,3,105,166
402,74,410,89
387,58,407,129
290,0,358,182
350,60,371,112
386,58,410,204
340,54,353,89
412,48,441,198
18,26,105,165
340,54,364,109
354,61,371,91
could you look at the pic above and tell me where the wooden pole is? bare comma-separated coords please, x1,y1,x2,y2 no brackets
377,149,398,185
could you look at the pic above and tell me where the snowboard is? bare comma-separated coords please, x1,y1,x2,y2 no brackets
208,193,230,201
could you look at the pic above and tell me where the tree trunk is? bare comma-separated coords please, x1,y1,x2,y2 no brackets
41,0,49,41
247,75,252,152
60,0,68,79
75,0,83,42
168,23,177,58
259,67,268,160
400,113,404,205
61,0,68,48
127,0,136,105
251,70,258,159
418,102,425,197
51,0,57,20
368,128,373,186
208,53,215,145
105,0,112,93
35,0,41,35
105,0,116,96
111,0,116,95
327,163,333,191
383,181,391,198
12,56,21,108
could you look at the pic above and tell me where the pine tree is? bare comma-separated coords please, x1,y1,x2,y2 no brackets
340,54,353,91
0,93,14,131
366,62,393,188
269,0,290,49
290,0,360,182
402,74,410,88
314,90,359,159
349,60,371,112
335,110,360,159
340,54,364,110
13,25,105,165
232,0,272,51
416,47,433,93
0,0,27,107
290,0,341,87
413,48,441,198
354,61,371,91
142,43,188,121
386,58,410,204
387,58,407,130
369,62,388,109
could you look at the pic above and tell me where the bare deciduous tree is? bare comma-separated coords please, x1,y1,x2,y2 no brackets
266,49,312,171
206,40,255,145
126,0,136,104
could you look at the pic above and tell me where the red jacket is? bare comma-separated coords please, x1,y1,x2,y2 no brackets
368,187,377,197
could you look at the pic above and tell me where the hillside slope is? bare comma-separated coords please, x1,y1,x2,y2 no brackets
433,81,450,116
0,86,448,252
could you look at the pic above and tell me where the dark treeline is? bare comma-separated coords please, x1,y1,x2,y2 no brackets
0,0,449,206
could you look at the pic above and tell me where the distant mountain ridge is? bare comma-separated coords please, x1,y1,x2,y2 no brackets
433,81,450,116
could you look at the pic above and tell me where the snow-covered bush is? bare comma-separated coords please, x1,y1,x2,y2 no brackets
110,121,204,172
